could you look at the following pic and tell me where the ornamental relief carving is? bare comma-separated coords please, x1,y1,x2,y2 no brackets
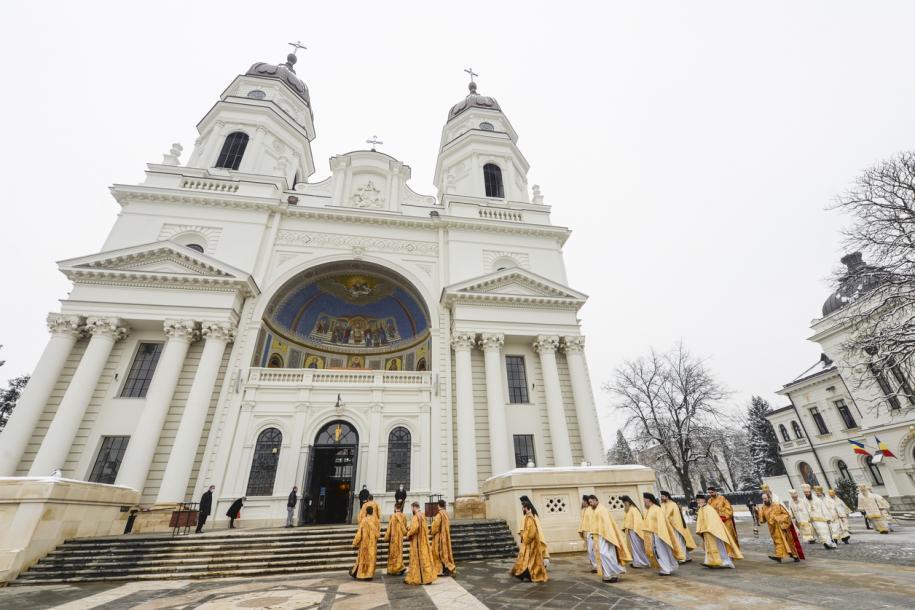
158,223,223,250
86,317,129,340
350,180,385,209
47,314,83,337
275,230,438,256
450,332,476,351
533,335,560,354
563,336,586,352
479,333,505,351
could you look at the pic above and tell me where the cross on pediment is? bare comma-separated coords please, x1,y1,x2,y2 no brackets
366,135,383,151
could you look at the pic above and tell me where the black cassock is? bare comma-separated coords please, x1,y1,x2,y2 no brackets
358,488,370,506
394,488,407,504
199,490,213,517
226,498,244,518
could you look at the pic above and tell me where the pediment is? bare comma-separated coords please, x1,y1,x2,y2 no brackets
442,268,587,306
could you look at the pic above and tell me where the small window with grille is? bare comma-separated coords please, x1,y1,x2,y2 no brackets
513,434,536,467
120,342,163,398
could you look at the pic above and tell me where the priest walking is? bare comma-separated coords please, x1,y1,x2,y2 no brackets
660,491,696,563
578,494,598,573
694,494,741,568
431,499,456,576
641,493,684,575
589,495,631,583
621,495,650,568
827,488,851,543
511,501,549,582
350,505,380,580
759,491,803,563
706,486,739,550
404,501,437,585
787,489,814,542
383,502,408,576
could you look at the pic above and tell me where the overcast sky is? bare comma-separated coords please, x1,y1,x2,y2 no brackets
2,2,914,446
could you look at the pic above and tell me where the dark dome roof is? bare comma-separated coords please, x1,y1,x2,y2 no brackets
821,252,880,316
448,81,501,121
246,53,310,106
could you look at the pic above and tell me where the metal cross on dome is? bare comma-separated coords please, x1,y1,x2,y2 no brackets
366,135,383,151
464,67,478,83
288,40,307,56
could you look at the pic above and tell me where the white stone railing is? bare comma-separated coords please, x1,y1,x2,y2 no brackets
479,208,523,222
180,178,240,193
247,368,432,387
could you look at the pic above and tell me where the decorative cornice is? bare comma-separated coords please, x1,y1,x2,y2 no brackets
47,314,83,338
479,333,505,351
164,319,199,342
450,332,476,351
202,321,237,343
86,316,128,340
563,336,586,353
276,229,438,256
533,335,560,354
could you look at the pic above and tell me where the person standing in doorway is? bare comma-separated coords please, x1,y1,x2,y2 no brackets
227,497,245,529
196,485,215,533
286,486,298,528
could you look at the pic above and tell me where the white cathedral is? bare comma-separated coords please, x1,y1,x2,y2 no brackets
0,50,604,526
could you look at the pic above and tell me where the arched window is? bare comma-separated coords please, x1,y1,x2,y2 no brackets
246,428,282,496
791,421,803,439
837,459,852,482
215,132,249,170
483,163,504,198
798,461,818,486
865,455,884,486
185,243,204,253
385,426,411,492
779,424,790,442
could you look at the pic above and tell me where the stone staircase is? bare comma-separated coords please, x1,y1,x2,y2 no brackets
12,519,516,585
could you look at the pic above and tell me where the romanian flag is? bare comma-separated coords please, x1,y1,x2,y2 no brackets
848,439,871,456
876,437,896,459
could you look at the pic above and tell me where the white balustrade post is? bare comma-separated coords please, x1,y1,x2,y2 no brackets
0,314,83,475
452,332,479,497
534,335,573,466
563,336,605,465
156,321,234,503
29,317,128,476
480,333,512,476
116,320,197,492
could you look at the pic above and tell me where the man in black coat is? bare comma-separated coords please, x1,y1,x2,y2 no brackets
358,485,370,507
394,484,407,505
227,497,245,528
286,486,298,527
196,485,215,533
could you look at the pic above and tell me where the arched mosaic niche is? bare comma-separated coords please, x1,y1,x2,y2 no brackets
256,261,431,370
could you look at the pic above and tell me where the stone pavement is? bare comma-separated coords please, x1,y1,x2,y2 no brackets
1,519,912,609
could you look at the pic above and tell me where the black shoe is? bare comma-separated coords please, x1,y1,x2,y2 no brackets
806,540,815,544
793,557,800,562
768,556,782,563
842,537,850,544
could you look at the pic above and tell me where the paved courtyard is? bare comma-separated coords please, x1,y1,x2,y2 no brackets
2,520,913,609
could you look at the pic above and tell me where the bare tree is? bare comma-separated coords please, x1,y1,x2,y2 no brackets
604,343,730,499
831,151,915,412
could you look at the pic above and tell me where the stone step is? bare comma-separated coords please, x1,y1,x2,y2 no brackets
12,520,517,585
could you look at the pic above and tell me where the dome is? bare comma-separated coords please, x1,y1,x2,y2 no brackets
246,53,310,106
448,81,501,121
821,252,880,316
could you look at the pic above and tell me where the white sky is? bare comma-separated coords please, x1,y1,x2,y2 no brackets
2,1,914,447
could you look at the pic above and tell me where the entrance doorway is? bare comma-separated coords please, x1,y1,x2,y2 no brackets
303,421,359,524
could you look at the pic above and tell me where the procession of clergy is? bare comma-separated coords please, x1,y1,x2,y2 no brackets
348,481,897,586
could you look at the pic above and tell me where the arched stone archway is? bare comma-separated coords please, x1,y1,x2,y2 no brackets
302,420,360,524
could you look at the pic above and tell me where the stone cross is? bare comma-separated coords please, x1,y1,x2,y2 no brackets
288,40,307,56
464,67,478,83
366,135,383,151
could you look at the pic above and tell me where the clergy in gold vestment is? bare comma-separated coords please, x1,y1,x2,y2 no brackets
358,494,381,528
404,502,437,585
660,491,696,562
431,500,456,576
577,495,598,572
349,505,380,580
758,492,801,562
621,495,650,568
589,495,632,582
641,493,684,575
511,503,548,582
383,503,408,575
694,494,741,568
706,486,739,549
857,484,889,533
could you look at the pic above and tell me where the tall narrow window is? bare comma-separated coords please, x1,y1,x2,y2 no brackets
834,399,857,429
215,132,249,170
779,424,790,442
513,434,536,467
870,364,901,410
246,428,282,496
385,427,411,491
865,455,884,486
120,342,163,398
798,461,818,486
483,163,504,198
505,355,529,404
809,407,829,435
87,436,130,484
889,363,915,406
836,459,852,482
791,421,803,439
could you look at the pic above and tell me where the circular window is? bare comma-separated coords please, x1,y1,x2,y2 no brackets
185,243,205,253
247,90,267,100
479,122,495,131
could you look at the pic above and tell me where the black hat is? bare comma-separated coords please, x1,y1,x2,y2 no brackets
520,495,531,504
582,494,590,501
588,494,598,501
695,493,706,500
659,490,671,498
643,492,658,505
707,485,718,492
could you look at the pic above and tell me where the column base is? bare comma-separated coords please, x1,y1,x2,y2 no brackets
453,495,487,520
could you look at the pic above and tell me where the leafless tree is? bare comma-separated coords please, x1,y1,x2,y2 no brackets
604,343,730,499
830,151,915,412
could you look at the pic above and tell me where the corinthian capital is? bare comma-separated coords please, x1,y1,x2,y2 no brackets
164,319,199,342
47,314,83,338
563,336,586,353
86,317,129,340
479,333,505,352
450,332,476,351
202,321,237,343
533,335,560,354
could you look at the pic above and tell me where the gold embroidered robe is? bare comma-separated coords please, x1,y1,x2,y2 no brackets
383,511,408,575
662,499,696,550
641,503,685,563
758,502,798,559
431,509,456,574
511,514,549,582
708,494,739,548
349,516,380,579
404,512,437,585
696,504,742,565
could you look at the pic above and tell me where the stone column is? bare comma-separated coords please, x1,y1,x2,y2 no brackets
480,333,512,475
418,404,431,491
367,403,384,492
156,321,234,503
116,320,197,492
0,315,83,476
452,332,479,497
563,336,605,465
533,335,573,466
29,317,128,476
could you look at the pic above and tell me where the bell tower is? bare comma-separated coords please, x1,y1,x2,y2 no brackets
184,43,317,187
433,70,531,203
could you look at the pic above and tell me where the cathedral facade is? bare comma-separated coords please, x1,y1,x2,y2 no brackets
0,51,604,525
